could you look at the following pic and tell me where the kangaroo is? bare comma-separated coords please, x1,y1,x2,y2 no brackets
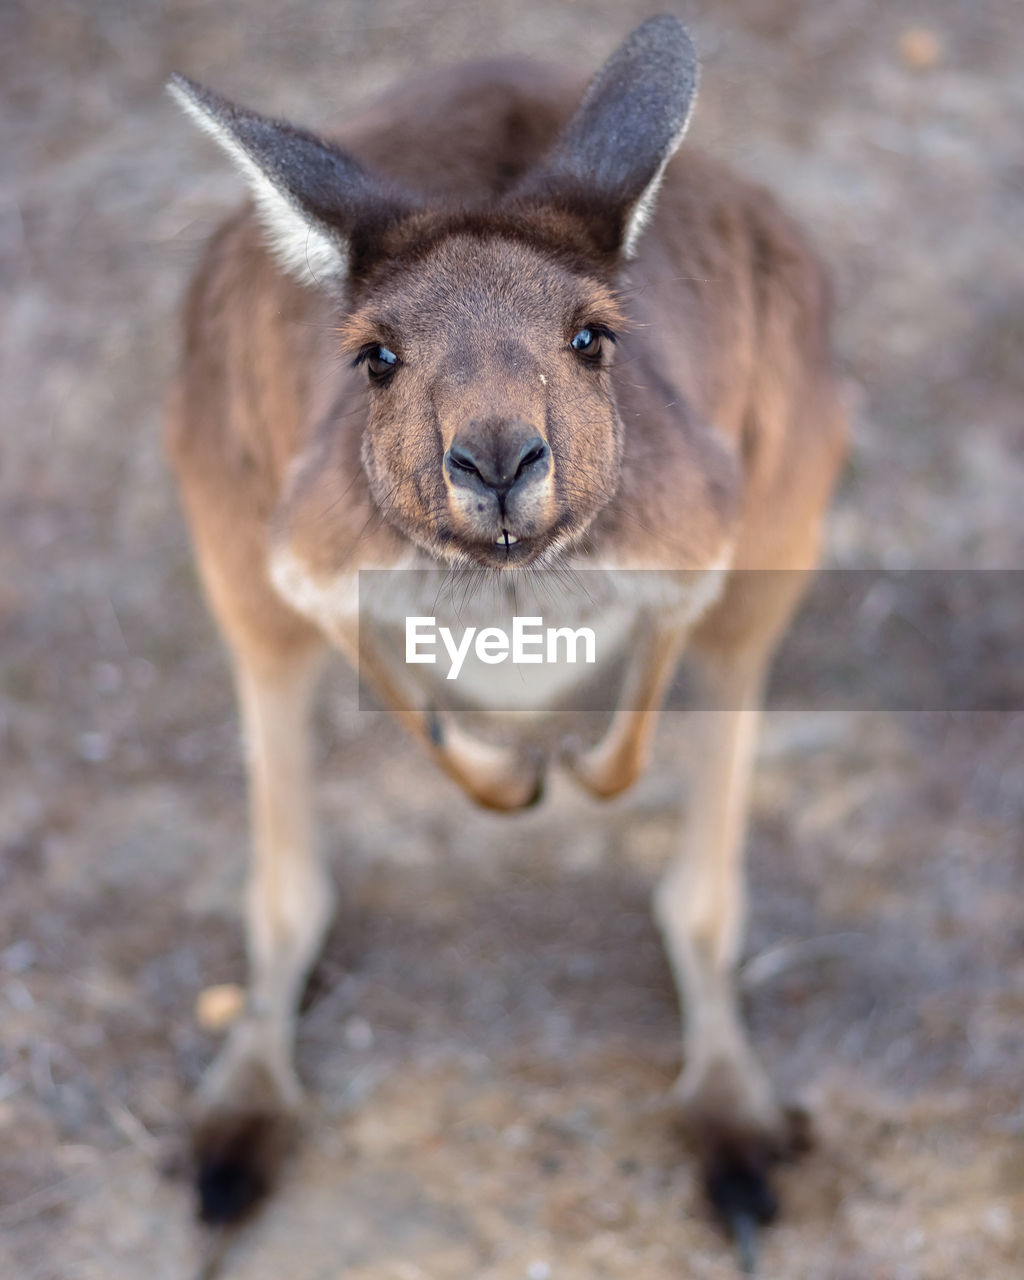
167,15,846,1260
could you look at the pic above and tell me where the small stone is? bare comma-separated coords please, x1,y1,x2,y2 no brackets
898,27,942,71
194,982,245,1031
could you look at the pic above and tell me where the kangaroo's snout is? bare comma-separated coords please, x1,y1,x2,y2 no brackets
443,416,556,555
445,422,550,500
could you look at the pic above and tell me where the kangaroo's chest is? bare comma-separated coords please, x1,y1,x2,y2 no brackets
271,546,727,717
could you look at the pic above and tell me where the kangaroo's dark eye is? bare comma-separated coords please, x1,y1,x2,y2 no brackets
571,327,598,354
569,325,616,363
363,345,399,380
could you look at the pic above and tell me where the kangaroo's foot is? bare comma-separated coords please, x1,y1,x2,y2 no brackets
675,1058,813,1272
190,1020,303,1224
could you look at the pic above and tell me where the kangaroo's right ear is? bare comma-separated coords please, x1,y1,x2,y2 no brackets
168,75,415,287
513,16,699,260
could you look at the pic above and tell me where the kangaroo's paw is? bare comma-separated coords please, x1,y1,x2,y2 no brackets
560,729,646,799
429,709,545,811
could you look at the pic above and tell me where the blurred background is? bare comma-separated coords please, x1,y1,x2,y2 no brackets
1,1,1023,1276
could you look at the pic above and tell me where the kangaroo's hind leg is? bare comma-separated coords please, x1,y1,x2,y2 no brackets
656,571,816,1259
175,489,335,1223
190,634,332,1224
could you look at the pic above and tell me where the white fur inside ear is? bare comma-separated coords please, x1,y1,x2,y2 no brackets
621,80,699,259
169,80,346,285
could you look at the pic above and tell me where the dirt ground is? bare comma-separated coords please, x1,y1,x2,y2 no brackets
2,1,1024,1277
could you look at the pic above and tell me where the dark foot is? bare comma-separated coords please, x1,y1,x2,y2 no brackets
193,1106,297,1224
702,1130,779,1274
688,1106,813,1273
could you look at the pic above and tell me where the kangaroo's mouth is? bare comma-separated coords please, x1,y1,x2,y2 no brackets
481,532,535,567
462,528,547,569
435,510,576,570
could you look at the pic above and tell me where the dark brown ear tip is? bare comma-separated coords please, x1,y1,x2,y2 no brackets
193,1109,297,1225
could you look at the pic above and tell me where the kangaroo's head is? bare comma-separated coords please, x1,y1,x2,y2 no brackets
170,17,698,569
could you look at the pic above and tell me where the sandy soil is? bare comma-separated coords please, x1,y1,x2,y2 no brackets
2,1,1023,1277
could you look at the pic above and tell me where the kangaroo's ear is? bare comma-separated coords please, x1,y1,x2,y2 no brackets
515,16,699,260
168,74,414,287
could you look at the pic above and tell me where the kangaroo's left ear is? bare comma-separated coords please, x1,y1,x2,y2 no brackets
513,15,699,260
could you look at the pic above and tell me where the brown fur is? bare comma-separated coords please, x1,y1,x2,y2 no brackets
167,23,846,1247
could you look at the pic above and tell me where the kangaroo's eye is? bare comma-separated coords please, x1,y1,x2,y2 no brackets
569,325,616,363
364,345,399,380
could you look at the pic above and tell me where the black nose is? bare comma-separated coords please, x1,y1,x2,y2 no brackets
445,429,550,497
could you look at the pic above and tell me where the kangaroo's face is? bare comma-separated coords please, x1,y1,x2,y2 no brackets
170,16,698,569
344,232,626,567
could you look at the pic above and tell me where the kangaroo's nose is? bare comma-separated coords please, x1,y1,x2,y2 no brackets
445,427,550,497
